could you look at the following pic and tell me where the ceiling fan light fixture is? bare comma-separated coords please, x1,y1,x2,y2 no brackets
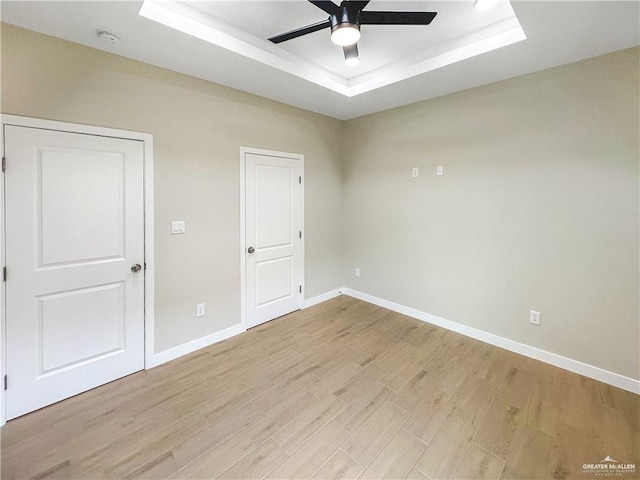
345,57,360,67
331,24,361,46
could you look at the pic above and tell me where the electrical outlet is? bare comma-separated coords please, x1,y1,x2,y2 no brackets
412,168,419,178
355,268,360,278
530,310,541,325
196,303,205,317
437,166,444,176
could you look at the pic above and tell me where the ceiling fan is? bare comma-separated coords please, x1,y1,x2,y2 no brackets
268,1,438,66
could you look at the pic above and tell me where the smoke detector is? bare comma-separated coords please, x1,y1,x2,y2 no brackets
97,30,120,45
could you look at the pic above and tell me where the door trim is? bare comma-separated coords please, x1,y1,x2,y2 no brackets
239,147,305,330
0,114,155,427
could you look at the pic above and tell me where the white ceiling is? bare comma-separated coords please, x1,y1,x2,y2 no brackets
1,1,638,120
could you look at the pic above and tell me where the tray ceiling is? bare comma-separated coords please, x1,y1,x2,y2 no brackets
139,1,526,96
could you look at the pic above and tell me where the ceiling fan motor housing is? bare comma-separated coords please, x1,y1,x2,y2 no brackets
330,6,361,33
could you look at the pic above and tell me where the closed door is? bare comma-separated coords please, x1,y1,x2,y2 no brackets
4,125,145,419
244,151,303,328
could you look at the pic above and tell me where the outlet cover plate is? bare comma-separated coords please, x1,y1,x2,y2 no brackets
530,310,541,325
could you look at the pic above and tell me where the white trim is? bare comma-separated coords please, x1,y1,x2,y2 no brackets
0,114,156,426
341,288,640,395
142,138,155,371
303,289,342,309
147,323,245,368
239,146,305,330
0,121,6,427
239,149,247,331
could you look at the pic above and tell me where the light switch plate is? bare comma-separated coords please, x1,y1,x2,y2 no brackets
171,221,185,234
437,166,444,176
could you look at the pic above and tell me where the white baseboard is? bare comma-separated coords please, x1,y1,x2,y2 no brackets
341,288,640,395
146,286,345,369
303,288,343,309
147,323,246,368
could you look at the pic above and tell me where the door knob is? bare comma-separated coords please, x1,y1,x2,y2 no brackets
247,247,255,254
131,264,142,273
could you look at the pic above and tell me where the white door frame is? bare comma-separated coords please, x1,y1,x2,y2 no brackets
0,114,155,427
239,147,304,330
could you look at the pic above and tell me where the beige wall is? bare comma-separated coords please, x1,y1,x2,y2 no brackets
342,47,640,380
0,24,345,353
2,23,638,381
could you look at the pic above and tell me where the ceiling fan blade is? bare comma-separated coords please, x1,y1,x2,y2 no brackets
308,1,340,15
360,11,437,25
342,1,370,11
268,19,331,44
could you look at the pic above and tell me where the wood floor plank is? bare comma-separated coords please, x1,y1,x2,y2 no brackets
272,395,345,455
405,468,429,480
453,442,506,480
452,376,496,429
391,369,438,413
265,421,350,479
171,403,262,468
308,361,362,398
332,364,386,404
359,428,426,480
422,332,476,376
523,379,560,437
473,398,523,459
251,369,319,414
548,422,609,480
342,401,409,467
497,366,535,409
243,390,318,445
404,388,456,444
334,382,393,434
217,439,287,480
311,451,363,480
500,425,553,479
414,414,476,480
168,430,258,480
101,411,207,479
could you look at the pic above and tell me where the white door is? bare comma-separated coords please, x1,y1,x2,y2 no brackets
244,150,303,328
4,125,145,419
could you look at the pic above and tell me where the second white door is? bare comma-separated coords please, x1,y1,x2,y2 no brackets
244,150,303,328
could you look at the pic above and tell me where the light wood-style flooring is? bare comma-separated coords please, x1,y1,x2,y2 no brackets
2,296,638,479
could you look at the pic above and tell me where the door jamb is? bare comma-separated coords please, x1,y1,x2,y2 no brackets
0,114,155,427
239,147,305,331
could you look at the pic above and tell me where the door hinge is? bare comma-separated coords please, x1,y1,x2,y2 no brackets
299,285,302,293
3,375,7,391
2,157,5,173
299,231,302,239
2,267,6,282
299,176,302,184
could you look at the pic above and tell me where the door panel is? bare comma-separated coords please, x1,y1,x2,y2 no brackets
255,165,293,248
40,148,125,265
4,125,145,419
245,152,302,328
256,256,293,306
39,282,125,374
